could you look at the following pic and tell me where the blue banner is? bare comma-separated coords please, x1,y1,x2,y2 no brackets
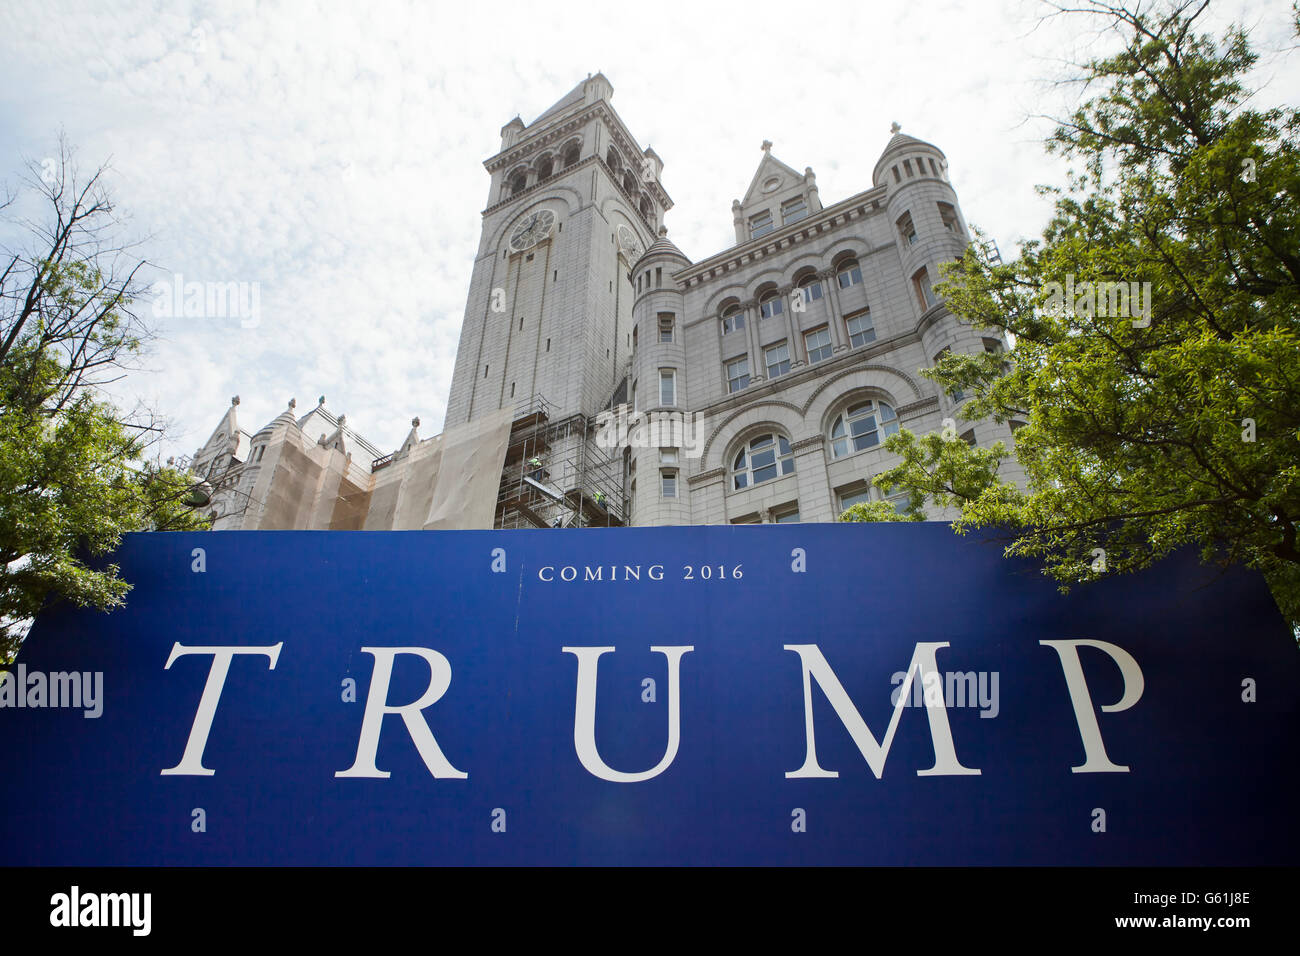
1,525,1296,866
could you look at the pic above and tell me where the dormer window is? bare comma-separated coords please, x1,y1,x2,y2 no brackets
749,210,774,240
781,197,807,225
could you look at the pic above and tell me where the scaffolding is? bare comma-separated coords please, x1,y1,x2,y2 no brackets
495,394,626,530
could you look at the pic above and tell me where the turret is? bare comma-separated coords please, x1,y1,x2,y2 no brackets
629,227,692,526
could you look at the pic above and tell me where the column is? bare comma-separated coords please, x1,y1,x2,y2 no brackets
820,269,849,352
742,299,764,383
780,284,805,367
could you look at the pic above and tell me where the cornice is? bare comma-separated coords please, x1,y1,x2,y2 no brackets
677,184,889,287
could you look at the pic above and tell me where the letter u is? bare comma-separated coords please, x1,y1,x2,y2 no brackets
561,646,693,782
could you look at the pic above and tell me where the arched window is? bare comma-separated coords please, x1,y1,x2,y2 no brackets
836,256,862,289
829,400,899,458
732,433,795,490
508,170,527,196
623,171,637,195
606,147,622,173
721,302,745,335
563,143,581,168
758,287,783,320
536,155,554,180
639,195,653,220
795,270,823,304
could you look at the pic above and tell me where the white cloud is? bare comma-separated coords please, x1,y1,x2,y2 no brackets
0,0,1294,457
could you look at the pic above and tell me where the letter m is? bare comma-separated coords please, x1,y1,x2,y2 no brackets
784,643,980,779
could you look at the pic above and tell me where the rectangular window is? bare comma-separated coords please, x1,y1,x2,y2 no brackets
913,267,935,309
661,470,677,498
798,278,823,302
765,341,791,379
772,504,800,523
632,380,637,412
902,159,914,177
838,485,872,511
804,326,832,364
845,309,875,347
781,197,807,225
897,211,917,245
749,210,774,240
938,202,960,233
726,356,750,394
661,447,678,465
730,513,761,525
659,369,676,407
722,310,744,334
658,313,674,343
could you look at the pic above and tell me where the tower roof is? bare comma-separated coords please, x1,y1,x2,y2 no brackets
873,125,947,186
528,72,612,128
634,227,691,268
530,81,586,126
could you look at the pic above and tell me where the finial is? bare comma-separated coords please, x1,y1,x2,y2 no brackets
338,414,347,428
732,199,741,210
318,395,325,405
411,416,420,428
890,121,901,135
761,140,772,153
288,398,296,410
658,225,667,236
231,395,240,406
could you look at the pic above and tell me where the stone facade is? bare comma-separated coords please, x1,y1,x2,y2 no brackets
447,76,1022,526
190,74,1022,530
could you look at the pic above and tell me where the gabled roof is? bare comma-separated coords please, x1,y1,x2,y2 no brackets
739,147,806,209
196,396,243,457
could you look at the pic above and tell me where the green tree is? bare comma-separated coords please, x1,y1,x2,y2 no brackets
0,140,206,663
841,0,1300,629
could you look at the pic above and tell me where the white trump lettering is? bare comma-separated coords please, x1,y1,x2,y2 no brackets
336,647,467,780
161,643,282,776
1040,639,1144,773
784,643,980,779
562,645,693,782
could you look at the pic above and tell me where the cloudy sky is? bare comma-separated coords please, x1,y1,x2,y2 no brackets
0,0,1294,460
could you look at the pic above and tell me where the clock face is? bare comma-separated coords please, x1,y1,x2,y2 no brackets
508,209,556,252
616,224,643,262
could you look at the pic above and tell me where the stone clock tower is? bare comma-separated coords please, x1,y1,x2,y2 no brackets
444,73,670,427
